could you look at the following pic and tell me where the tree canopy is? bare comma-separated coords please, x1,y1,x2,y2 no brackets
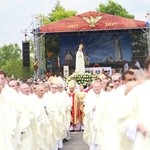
0,44,21,66
97,0,134,19
43,0,76,25
0,44,33,79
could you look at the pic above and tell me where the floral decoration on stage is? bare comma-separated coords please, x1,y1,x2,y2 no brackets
67,72,96,85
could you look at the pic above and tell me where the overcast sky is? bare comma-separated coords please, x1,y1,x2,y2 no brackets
1,0,150,47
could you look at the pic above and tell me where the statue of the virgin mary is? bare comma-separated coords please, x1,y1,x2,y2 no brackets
75,42,85,73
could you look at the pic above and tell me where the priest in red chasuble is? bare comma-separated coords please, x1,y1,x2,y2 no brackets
67,80,81,131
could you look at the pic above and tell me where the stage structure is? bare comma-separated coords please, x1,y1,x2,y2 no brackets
34,11,147,76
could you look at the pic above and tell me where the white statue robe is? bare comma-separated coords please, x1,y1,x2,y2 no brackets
75,50,85,73
119,80,150,150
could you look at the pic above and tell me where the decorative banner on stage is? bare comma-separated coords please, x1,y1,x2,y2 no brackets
60,32,132,66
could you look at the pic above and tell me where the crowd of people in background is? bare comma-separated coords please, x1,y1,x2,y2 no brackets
0,56,150,150
123,59,141,72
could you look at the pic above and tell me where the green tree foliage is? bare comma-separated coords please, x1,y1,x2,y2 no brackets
0,44,34,79
43,0,76,25
0,58,33,79
0,44,21,66
97,0,134,19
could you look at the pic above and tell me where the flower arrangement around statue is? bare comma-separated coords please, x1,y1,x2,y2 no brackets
67,72,97,86
76,73,93,85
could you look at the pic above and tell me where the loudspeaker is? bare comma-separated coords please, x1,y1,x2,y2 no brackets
22,41,30,66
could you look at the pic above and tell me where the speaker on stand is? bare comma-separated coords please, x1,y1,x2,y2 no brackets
22,41,30,66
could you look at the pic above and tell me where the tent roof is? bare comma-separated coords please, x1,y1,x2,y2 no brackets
39,11,146,33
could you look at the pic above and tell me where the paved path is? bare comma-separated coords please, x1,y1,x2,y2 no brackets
62,131,89,150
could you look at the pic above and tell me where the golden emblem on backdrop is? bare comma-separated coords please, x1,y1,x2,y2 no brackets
82,16,102,28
